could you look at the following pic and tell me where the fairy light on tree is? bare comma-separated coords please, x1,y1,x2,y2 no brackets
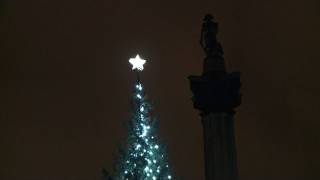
112,54,173,180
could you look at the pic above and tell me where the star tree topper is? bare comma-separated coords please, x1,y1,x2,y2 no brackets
129,54,146,71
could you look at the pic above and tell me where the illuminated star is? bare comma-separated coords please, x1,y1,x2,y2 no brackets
129,54,146,71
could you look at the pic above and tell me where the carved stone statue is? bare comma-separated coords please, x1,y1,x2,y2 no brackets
200,14,219,55
199,14,225,78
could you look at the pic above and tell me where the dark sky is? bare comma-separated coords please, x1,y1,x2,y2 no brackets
1,0,320,179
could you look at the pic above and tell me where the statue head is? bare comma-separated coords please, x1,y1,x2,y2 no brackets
203,14,214,22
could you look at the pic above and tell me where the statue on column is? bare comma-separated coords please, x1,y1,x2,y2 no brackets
189,14,241,180
200,14,219,55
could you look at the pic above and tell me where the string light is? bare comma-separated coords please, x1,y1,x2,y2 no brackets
115,56,173,180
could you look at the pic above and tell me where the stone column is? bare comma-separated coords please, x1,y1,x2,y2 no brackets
202,112,238,180
188,14,241,180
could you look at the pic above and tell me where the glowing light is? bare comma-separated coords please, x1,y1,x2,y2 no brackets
116,70,173,180
136,84,143,90
140,124,149,137
135,144,141,150
129,54,146,71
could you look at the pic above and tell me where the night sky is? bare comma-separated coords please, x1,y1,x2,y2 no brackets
1,0,320,179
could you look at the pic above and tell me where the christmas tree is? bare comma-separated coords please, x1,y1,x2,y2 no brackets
113,55,173,180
